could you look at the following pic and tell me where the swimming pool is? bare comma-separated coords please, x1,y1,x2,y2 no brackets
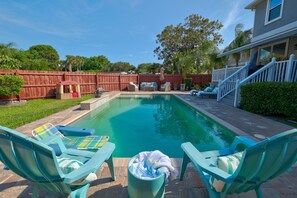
70,95,235,157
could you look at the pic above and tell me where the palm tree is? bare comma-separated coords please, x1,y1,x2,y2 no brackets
0,42,16,56
66,55,74,72
225,24,252,66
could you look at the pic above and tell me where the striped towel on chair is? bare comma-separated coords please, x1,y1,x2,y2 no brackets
64,136,109,150
32,123,65,140
32,123,109,150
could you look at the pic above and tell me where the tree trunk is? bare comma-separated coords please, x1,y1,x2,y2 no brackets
68,63,72,72
236,57,240,67
196,61,200,74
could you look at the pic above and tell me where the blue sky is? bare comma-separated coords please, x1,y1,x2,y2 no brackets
0,0,254,66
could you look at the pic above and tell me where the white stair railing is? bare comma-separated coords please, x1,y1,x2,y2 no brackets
233,54,296,107
217,62,249,101
212,64,244,82
291,60,297,81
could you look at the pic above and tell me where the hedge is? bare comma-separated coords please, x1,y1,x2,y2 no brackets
0,75,24,97
240,82,297,121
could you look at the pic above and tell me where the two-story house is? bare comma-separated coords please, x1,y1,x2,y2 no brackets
214,0,297,107
220,0,297,65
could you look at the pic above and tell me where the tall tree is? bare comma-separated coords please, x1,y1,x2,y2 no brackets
0,55,20,70
109,62,135,72
137,63,163,74
82,55,110,71
225,24,252,66
29,45,59,70
155,14,223,73
0,42,16,56
66,55,75,72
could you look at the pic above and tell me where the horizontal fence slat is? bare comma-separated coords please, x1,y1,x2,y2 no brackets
0,70,211,100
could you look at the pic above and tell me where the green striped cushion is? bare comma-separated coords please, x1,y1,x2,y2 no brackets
209,152,243,192
32,123,65,140
57,157,97,185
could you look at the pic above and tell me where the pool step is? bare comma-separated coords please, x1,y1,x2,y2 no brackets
80,95,110,110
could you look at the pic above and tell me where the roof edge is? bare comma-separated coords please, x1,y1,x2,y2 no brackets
245,0,264,10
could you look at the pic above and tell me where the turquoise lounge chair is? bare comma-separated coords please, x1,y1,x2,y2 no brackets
180,129,297,198
0,125,116,198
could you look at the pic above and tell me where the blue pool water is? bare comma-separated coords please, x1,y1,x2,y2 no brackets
70,95,235,157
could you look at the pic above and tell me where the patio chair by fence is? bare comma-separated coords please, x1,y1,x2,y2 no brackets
160,82,171,92
0,125,115,198
140,82,158,91
128,82,139,92
180,129,297,198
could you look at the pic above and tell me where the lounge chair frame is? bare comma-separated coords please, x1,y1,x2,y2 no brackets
0,126,116,198
180,129,297,198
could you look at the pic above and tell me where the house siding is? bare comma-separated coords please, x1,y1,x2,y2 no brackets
253,0,297,38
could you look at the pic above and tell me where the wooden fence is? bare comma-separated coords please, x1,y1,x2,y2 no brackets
0,70,211,100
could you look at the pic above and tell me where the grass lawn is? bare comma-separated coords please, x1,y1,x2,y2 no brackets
0,95,92,129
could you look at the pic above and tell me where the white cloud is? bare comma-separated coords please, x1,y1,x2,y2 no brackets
221,0,242,32
219,0,253,49
0,12,87,38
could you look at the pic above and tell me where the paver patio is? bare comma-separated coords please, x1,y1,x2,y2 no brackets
0,92,296,197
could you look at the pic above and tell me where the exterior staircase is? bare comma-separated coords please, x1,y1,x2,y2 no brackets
219,91,235,106
216,54,297,107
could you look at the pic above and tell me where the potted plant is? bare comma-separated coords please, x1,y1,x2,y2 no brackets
180,82,186,91
184,78,192,91
173,82,179,90
95,87,104,98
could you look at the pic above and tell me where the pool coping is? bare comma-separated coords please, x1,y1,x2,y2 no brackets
173,94,257,141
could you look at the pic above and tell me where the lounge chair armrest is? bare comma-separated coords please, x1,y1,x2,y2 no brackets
56,125,95,136
40,135,66,153
181,143,232,182
201,148,232,158
230,136,257,151
64,142,115,184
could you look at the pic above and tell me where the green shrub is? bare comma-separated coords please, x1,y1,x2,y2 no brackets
0,55,20,70
193,84,201,90
0,75,24,96
184,78,192,90
240,82,297,121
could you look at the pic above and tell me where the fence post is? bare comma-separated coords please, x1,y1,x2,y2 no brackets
212,67,214,82
268,58,277,81
95,73,99,89
285,54,295,82
217,80,221,101
14,70,21,101
119,74,121,91
244,62,249,79
224,65,228,80
234,79,240,107
63,73,66,81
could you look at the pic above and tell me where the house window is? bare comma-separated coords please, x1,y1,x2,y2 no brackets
258,40,288,65
266,0,284,24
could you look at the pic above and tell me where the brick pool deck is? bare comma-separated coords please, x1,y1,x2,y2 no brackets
0,91,296,197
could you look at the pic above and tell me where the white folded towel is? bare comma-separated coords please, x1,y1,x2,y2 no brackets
129,150,178,182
